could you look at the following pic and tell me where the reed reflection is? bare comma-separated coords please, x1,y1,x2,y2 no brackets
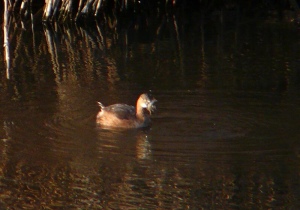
0,122,11,180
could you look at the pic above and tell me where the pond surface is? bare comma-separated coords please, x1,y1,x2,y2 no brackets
1,10,300,209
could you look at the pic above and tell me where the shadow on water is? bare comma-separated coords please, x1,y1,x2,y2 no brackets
0,6,300,209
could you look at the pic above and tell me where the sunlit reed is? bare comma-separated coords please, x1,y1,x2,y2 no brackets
3,0,11,79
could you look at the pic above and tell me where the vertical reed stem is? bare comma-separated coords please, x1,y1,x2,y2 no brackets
43,0,53,21
94,0,103,16
4,0,11,79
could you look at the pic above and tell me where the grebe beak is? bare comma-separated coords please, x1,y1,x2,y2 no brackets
147,98,157,115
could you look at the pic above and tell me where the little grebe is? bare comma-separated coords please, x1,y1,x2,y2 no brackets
96,93,157,129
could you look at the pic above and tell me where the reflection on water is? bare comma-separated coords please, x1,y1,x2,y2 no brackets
2,90,300,209
1,9,300,209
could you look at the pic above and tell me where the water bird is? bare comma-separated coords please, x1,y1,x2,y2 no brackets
96,93,157,129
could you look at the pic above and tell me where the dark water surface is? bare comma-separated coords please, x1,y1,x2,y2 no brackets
1,12,300,209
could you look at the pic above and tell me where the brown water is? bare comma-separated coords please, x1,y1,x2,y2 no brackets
1,12,300,209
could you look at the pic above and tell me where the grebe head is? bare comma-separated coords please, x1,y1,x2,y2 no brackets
137,93,157,114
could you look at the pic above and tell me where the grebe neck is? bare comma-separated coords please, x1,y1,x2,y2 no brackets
136,105,146,120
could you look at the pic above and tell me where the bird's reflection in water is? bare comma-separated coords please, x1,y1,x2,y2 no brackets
95,126,153,161
136,132,152,161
